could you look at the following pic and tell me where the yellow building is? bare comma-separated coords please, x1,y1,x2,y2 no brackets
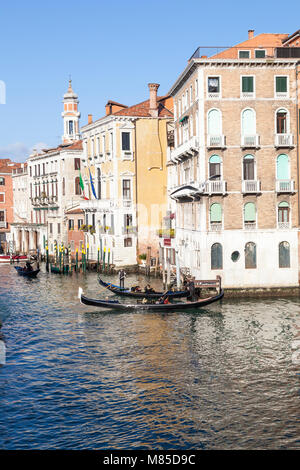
80,83,173,266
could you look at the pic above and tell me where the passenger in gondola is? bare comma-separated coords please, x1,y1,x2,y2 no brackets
163,296,170,304
24,261,33,272
142,298,148,304
144,284,154,293
187,278,197,301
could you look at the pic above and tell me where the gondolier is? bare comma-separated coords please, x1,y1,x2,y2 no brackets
119,269,126,288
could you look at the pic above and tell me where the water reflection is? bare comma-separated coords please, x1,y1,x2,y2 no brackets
0,264,299,449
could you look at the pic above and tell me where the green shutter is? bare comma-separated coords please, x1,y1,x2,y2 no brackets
277,154,289,179
242,76,254,92
210,203,222,222
244,202,256,222
255,50,265,58
276,77,287,93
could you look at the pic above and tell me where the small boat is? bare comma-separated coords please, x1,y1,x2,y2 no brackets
14,266,40,278
98,276,188,299
78,287,224,311
0,254,28,264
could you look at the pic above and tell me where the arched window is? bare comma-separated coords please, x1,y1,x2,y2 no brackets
210,203,222,229
0,177,5,185
276,154,289,180
279,241,290,268
243,155,255,180
245,242,256,269
244,202,256,227
278,201,289,227
211,243,223,270
75,176,81,195
241,109,256,136
62,177,65,196
276,108,288,134
209,155,221,180
97,168,101,199
208,109,221,135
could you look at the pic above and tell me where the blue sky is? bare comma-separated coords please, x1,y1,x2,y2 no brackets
0,0,299,161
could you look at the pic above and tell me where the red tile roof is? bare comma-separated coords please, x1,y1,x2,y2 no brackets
113,96,173,118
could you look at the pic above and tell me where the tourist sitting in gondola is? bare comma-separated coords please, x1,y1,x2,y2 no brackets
24,261,33,272
144,284,155,294
131,285,142,292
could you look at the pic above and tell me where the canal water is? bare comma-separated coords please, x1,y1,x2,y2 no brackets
0,264,299,450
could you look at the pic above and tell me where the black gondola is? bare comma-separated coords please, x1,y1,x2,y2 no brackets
98,276,187,299
78,287,224,311
14,266,40,278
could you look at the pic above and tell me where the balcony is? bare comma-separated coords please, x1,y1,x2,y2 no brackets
278,221,290,229
276,180,295,193
0,221,7,229
157,228,175,238
204,180,227,195
209,222,222,232
242,180,261,194
244,222,257,230
207,135,226,148
275,134,294,148
123,199,132,208
171,136,198,161
241,91,254,100
241,135,260,148
81,198,114,211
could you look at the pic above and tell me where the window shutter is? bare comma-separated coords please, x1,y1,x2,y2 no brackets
211,243,223,269
245,242,256,269
242,77,253,92
244,202,256,222
277,154,289,179
210,203,222,222
279,241,290,268
276,77,287,93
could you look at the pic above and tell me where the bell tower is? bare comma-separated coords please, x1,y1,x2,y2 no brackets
62,79,81,143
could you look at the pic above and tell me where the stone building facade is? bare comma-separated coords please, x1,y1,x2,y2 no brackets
168,29,300,288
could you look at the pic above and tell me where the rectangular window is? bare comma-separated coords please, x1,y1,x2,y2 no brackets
255,49,265,58
0,193,4,203
122,179,131,199
276,76,287,93
242,76,254,93
74,158,81,170
208,77,220,93
57,223,61,234
49,223,53,234
124,237,132,247
239,50,250,58
68,219,74,230
0,210,4,221
78,219,83,230
122,132,130,151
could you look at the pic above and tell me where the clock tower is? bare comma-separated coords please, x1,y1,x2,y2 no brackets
62,79,81,143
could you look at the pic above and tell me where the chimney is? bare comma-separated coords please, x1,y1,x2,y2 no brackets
88,114,93,124
148,83,160,118
248,29,254,40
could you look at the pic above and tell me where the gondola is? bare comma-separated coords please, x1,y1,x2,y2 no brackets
78,287,224,311
14,266,40,278
98,276,188,299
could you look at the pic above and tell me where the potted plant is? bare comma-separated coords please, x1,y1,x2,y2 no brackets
139,253,147,266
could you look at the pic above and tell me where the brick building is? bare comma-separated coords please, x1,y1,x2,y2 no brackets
0,159,22,253
168,29,300,288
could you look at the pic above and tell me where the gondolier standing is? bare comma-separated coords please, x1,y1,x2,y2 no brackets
119,269,126,289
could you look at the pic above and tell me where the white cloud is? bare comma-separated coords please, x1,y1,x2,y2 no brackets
0,141,48,162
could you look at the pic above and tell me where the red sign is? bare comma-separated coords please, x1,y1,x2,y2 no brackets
164,238,171,246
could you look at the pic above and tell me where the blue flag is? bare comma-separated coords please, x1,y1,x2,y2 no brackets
89,168,98,199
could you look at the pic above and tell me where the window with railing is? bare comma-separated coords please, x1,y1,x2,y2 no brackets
241,76,254,99
207,77,220,99
278,202,290,229
210,203,222,231
244,202,256,229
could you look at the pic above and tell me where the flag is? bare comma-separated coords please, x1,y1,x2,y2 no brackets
79,172,89,200
89,168,98,199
